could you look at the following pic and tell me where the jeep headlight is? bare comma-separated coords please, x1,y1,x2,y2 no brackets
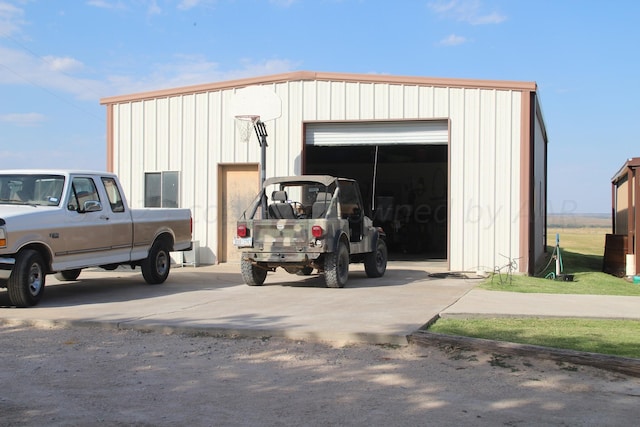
0,228,6,248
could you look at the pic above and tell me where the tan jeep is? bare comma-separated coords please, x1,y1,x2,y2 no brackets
234,175,387,288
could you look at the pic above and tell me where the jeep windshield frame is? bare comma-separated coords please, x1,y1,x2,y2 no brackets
240,176,341,220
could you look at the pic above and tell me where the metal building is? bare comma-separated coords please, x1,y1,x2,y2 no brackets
100,71,548,274
606,157,640,276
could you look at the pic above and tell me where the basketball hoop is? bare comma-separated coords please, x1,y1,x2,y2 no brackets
235,113,270,218
235,115,260,144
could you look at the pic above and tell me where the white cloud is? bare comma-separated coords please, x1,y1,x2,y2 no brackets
428,0,506,25
0,1,25,36
438,34,468,46
85,0,127,10
0,46,109,101
0,112,47,127
105,55,300,96
147,0,162,14
177,0,221,11
177,0,202,10
43,55,85,72
270,0,297,6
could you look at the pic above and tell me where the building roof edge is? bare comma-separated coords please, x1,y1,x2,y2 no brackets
100,70,538,105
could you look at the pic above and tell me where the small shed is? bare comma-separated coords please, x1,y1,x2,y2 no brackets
607,157,640,276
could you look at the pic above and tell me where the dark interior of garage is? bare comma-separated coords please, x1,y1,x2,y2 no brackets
304,144,447,259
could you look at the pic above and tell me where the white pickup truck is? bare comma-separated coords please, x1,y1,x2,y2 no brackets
0,170,192,307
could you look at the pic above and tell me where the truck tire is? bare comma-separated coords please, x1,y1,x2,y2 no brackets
54,269,81,281
325,241,349,288
241,258,267,286
7,249,46,307
141,240,171,285
297,266,314,276
364,240,388,278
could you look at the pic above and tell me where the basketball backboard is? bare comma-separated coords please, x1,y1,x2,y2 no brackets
228,85,282,122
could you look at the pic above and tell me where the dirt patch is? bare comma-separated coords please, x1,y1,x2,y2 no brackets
1,322,639,426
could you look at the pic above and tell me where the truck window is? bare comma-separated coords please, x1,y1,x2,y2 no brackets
0,174,64,206
68,177,101,212
101,177,125,213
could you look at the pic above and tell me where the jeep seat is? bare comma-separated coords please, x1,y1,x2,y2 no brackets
268,190,296,219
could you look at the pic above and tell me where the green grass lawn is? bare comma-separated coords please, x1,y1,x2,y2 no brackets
481,227,640,296
428,226,640,358
429,318,640,358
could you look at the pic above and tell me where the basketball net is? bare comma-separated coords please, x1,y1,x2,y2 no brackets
235,115,260,144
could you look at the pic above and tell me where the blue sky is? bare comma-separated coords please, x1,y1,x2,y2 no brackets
0,0,638,214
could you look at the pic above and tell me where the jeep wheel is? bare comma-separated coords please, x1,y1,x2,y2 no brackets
325,241,349,288
7,249,46,307
241,258,267,286
55,269,82,281
365,240,388,278
141,240,171,284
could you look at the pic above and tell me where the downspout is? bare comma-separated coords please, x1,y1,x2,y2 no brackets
106,103,114,172
528,93,536,275
635,167,640,275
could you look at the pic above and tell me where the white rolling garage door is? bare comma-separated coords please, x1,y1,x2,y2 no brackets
305,120,448,146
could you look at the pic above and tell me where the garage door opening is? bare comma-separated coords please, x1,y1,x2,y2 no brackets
305,144,447,259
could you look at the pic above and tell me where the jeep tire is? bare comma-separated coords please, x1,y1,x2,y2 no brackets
241,258,267,286
365,240,388,278
324,241,349,288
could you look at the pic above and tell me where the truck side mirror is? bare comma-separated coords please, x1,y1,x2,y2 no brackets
83,200,102,212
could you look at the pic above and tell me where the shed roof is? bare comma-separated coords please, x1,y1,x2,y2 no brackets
612,157,640,183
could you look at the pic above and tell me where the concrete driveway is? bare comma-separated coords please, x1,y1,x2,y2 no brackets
0,261,477,345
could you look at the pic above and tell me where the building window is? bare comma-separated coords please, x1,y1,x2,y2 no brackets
145,171,180,207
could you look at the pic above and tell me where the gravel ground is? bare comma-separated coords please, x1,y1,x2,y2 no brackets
1,322,639,427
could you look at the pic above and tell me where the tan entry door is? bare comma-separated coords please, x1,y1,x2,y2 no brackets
219,164,259,263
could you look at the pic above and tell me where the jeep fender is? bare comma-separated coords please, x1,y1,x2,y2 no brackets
370,227,386,252
331,230,350,253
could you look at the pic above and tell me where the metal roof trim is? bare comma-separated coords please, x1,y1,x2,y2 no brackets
611,157,640,183
100,71,538,105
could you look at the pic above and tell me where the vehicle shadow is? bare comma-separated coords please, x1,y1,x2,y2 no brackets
265,267,441,289
0,264,457,308
0,267,245,308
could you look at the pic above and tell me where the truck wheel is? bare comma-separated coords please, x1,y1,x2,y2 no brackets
241,258,267,286
325,241,349,288
365,240,388,278
141,240,171,285
7,249,46,307
54,269,81,281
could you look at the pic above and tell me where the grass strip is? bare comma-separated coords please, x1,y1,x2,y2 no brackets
429,317,640,359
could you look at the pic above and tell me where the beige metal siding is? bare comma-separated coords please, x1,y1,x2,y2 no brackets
616,178,629,234
447,88,522,272
533,105,548,266
108,76,526,269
